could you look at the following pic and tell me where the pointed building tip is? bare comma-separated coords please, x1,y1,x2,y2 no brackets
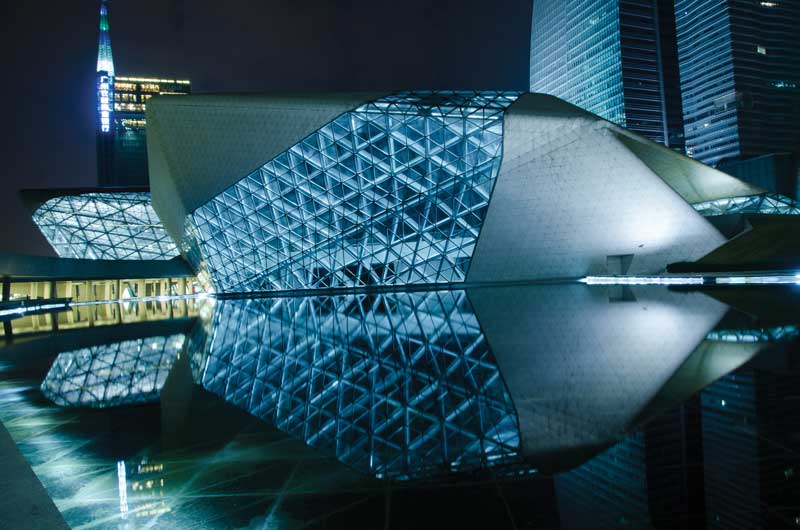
97,0,114,76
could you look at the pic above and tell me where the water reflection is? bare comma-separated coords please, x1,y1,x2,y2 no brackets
0,285,797,529
188,285,766,477
41,334,185,408
189,291,524,479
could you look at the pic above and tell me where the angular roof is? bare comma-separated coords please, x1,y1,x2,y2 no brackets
147,93,385,242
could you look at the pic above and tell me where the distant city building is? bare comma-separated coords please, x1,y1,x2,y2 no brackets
111,77,191,185
530,0,685,150
717,153,798,199
675,0,800,192
94,0,190,187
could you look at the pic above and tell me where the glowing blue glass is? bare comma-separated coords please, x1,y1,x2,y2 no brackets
187,91,521,292
32,192,180,260
41,334,185,408
692,192,800,217
189,291,523,479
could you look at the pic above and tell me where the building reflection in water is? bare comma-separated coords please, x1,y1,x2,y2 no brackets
189,290,525,479
185,284,755,479
554,319,800,530
41,334,185,408
2,297,201,338
10,284,800,528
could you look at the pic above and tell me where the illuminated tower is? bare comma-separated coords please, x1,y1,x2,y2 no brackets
96,0,115,183
92,0,191,187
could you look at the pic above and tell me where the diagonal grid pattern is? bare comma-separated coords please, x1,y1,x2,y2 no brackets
33,192,179,260
189,291,523,479
187,91,521,292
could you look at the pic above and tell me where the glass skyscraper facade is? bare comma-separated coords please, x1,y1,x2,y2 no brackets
94,0,190,187
110,77,191,186
530,0,683,149
675,0,800,170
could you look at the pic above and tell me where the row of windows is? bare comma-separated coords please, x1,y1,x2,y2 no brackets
114,93,154,103
114,102,146,113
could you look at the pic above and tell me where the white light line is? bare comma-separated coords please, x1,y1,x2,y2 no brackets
580,276,705,285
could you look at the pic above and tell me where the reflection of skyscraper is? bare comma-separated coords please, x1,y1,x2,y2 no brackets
701,353,800,529
530,0,685,150
94,0,190,187
554,402,704,530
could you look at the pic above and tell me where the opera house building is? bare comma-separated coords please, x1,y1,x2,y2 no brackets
7,91,800,528
23,91,798,294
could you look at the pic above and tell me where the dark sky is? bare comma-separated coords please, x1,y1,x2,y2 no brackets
0,0,532,255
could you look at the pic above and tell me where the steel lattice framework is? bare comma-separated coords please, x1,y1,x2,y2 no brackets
706,325,800,344
187,91,521,292
693,192,800,217
33,192,180,260
40,334,185,408
189,291,523,479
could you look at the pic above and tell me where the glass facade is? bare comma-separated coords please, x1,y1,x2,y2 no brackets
530,0,678,147
530,0,626,127
692,192,800,217
187,91,520,293
530,0,684,148
189,291,523,479
109,77,191,186
32,192,179,260
40,334,185,408
676,0,800,167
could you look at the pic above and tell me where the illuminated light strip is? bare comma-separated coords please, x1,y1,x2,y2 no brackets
115,76,191,84
580,276,705,285
716,275,800,285
117,461,128,519
581,273,800,286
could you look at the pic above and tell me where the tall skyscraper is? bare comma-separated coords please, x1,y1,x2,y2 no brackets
530,0,685,149
94,0,190,187
675,1,800,176
95,0,115,182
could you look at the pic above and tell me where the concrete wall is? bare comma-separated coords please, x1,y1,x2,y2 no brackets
467,94,732,281
147,93,383,243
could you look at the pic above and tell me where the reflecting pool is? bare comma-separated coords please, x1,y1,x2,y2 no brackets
1,284,799,529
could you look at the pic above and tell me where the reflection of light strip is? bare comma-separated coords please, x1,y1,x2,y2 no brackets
70,293,205,307
582,273,800,286
0,303,69,318
580,276,705,285
717,275,800,285
1,293,207,319
117,460,128,519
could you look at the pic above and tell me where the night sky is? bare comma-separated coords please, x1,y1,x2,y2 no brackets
0,0,532,255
